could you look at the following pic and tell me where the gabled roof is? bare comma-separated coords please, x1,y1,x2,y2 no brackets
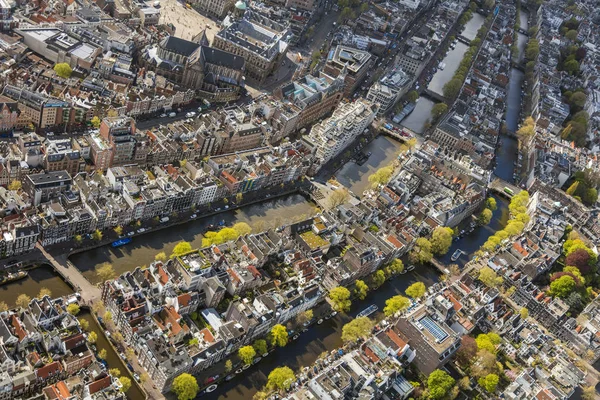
160,36,200,57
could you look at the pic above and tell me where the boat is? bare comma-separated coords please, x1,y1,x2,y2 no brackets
0,271,27,286
111,238,132,248
451,249,463,262
392,102,417,123
400,269,407,275
330,311,337,318
317,318,324,324
357,304,378,318
406,265,415,272
438,62,446,70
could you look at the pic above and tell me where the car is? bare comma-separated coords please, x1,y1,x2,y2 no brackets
127,231,134,236
134,373,140,382
160,113,167,118
190,214,197,219
224,205,229,209
168,112,176,117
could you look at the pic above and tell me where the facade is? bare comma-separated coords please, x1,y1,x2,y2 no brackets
366,68,411,115
321,46,372,96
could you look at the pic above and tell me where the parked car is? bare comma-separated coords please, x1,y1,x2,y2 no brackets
168,112,176,117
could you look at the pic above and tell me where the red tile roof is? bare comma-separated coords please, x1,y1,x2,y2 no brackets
36,361,63,380
88,376,112,394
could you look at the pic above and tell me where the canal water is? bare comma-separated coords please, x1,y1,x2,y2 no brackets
80,311,146,400
428,41,468,95
0,265,73,306
401,97,435,134
203,267,440,400
334,136,403,196
70,194,317,284
461,12,485,41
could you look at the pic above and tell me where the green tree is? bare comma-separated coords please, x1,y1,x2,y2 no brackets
171,241,193,258
87,331,98,344
155,252,167,262
328,187,350,209
16,294,30,310
565,29,578,41
296,310,313,325
427,370,456,400
329,286,351,312
238,345,256,366
405,282,426,299
37,287,52,299
354,280,369,300
388,258,404,275
266,366,295,391
79,318,89,331
477,208,493,225
486,197,497,211
370,270,386,288
478,373,499,393
407,90,419,103
98,348,107,359
91,229,103,241
225,359,233,373
368,166,394,188
270,324,288,347
383,295,411,316
95,263,116,282
341,316,373,342
431,103,448,121
253,339,268,355
113,225,123,235
339,7,354,22
409,237,433,264
478,267,503,287
119,376,131,393
90,116,101,128
443,78,463,99
172,373,199,400
233,222,252,236
564,59,580,75
7,180,21,190
74,234,82,245
520,307,528,319
549,275,576,298
53,63,73,78
431,226,454,255
475,333,501,353
66,303,80,315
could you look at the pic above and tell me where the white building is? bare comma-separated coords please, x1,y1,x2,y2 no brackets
366,68,411,115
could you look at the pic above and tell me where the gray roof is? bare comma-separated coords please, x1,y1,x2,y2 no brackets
160,36,200,57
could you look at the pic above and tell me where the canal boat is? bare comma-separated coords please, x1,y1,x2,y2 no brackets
406,265,415,272
111,238,132,248
317,318,324,324
451,249,464,262
330,311,337,318
0,271,27,286
392,102,416,123
357,304,378,318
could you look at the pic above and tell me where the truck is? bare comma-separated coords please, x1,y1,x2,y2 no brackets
160,216,170,223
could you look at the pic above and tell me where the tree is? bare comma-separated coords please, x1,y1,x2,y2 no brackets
171,241,193,258
431,103,448,121
87,331,98,344
7,181,21,191
110,368,121,377
407,90,419,103
91,229,103,241
329,286,351,312
443,78,462,99
341,317,373,342
53,63,73,78
74,235,82,245
478,267,503,287
565,248,594,274
486,197,497,211
455,336,478,365
90,116,101,128
368,166,394,188
79,318,89,331
431,227,453,255
405,282,426,299
383,295,410,316
328,188,350,209
477,208,493,225
238,345,256,365
520,307,528,319
387,258,404,275
297,310,314,325
549,275,576,298
582,385,596,400
517,116,535,138
224,359,233,373
172,373,199,400
232,222,252,236
235,192,243,203
565,29,578,41
66,303,80,315
253,339,268,355
95,263,116,282
103,311,113,322
270,324,288,347
564,59,580,75
370,270,386,288
37,287,52,299
266,366,296,391
409,237,433,264
354,280,369,300
155,252,167,262
427,370,456,400
478,373,499,393
113,226,123,235
16,294,30,310
339,6,354,22
570,92,587,109
119,376,131,393
125,348,135,361
476,333,501,354
98,348,107,360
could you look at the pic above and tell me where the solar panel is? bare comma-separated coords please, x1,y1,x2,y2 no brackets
419,316,448,342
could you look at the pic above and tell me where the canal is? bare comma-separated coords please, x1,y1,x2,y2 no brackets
334,136,403,196
80,311,146,400
401,97,435,134
203,267,440,400
427,41,468,95
70,194,317,284
0,265,73,306
461,12,485,41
